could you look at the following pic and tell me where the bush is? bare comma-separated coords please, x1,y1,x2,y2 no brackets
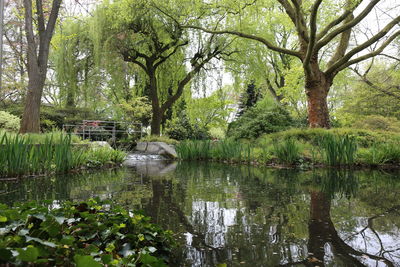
227,102,293,140
0,111,20,132
0,199,174,266
164,112,210,141
264,128,400,147
353,115,400,132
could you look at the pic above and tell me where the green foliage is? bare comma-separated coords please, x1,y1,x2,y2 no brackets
0,111,20,132
353,115,400,132
357,143,400,165
119,97,152,126
165,111,210,141
0,199,174,266
0,132,126,178
265,128,400,148
176,140,212,160
227,98,293,140
84,147,127,168
176,139,252,162
321,134,357,166
272,138,301,165
187,88,233,133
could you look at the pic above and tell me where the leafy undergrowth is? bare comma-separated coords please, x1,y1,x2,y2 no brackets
0,199,174,266
177,128,400,168
0,132,127,178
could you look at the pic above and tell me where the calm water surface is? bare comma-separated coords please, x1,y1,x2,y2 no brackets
1,161,400,266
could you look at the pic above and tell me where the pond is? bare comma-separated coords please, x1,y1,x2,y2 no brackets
1,161,400,266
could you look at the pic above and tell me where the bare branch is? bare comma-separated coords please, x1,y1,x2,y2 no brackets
303,0,323,75
316,0,381,51
182,25,302,58
326,23,400,75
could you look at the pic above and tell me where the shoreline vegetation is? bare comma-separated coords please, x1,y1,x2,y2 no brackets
175,128,400,169
0,131,126,179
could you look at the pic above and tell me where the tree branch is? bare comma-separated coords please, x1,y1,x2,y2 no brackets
154,40,188,69
315,0,381,51
326,27,400,75
182,25,302,58
316,1,361,40
303,0,323,75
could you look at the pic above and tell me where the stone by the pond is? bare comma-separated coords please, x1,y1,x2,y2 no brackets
135,142,177,159
89,141,113,150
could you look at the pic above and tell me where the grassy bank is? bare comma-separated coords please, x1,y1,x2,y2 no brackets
176,128,400,168
0,132,126,178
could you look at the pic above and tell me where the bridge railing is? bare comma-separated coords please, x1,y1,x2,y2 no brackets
62,120,143,145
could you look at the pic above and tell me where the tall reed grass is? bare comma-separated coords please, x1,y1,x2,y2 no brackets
0,132,126,178
321,134,357,166
272,138,301,165
176,139,252,162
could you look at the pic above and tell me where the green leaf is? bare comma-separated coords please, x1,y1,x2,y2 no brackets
16,246,39,262
74,255,102,267
25,236,57,248
0,248,12,261
101,254,113,264
0,216,7,222
60,235,75,246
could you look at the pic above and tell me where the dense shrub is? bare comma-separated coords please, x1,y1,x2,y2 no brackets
264,128,400,147
227,104,293,140
164,112,210,140
0,111,20,132
353,115,400,132
0,199,174,266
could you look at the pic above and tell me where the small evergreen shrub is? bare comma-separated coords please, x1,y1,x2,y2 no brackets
0,199,174,266
0,111,20,132
227,102,293,140
164,112,210,141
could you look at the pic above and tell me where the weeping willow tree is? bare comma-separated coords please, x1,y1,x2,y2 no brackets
52,18,141,115
89,0,230,135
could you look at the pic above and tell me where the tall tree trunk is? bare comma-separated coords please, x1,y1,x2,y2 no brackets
20,72,45,132
305,68,332,128
19,0,62,133
150,110,162,136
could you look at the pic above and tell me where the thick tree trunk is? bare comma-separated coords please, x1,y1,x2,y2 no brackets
150,110,162,136
20,72,45,133
305,70,332,128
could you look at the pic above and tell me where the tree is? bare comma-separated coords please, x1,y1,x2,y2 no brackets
20,0,62,133
236,81,260,118
93,0,229,135
181,0,400,128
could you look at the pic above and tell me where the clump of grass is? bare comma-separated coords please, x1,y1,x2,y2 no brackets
0,132,126,178
176,139,252,163
357,143,400,165
321,134,357,166
272,138,301,165
85,147,127,167
176,140,211,160
212,139,243,161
